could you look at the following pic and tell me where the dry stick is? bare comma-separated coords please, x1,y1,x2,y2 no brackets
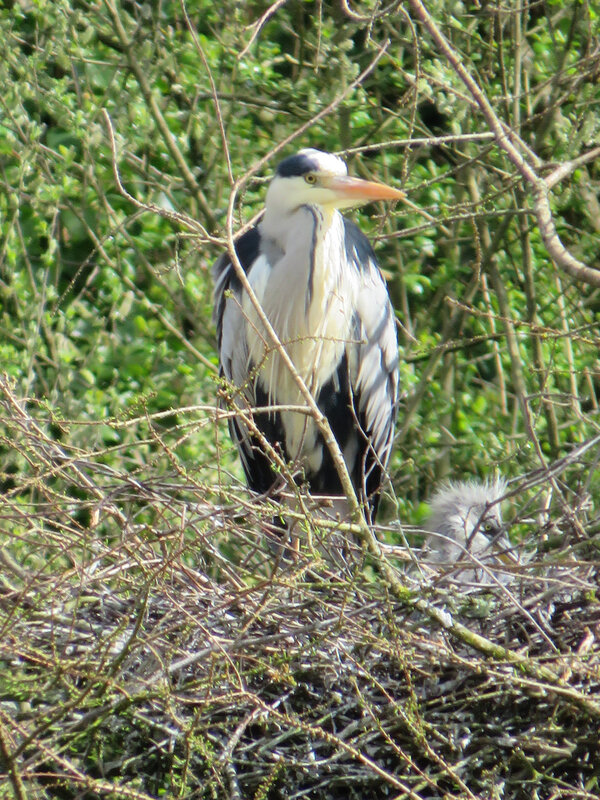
467,173,548,469
246,693,421,797
396,228,486,445
0,376,128,528
103,0,216,230
181,0,233,185
238,0,289,59
348,658,479,800
554,273,582,417
408,0,600,289
97,114,220,377
518,189,560,455
226,393,318,526
100,110,210,240
0,717,27,800
481,274,507,415
346,132,496,155
13,706,156,800
340,0,403,25
545,146,600,190
469,173,576,548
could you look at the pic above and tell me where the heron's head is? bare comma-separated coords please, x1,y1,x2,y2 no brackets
265,148,404,216
426,478,514,564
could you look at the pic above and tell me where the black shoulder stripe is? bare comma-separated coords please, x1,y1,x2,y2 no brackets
232,226,262,273
212,226,261,285
212,226,262,337
342,217,377,269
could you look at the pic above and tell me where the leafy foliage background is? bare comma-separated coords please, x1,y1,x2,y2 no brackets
0,0,599,797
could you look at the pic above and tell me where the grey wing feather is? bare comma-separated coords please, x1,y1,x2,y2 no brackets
212,257,249,388
212,228,279,492
212,227,261,386
351,258,399,471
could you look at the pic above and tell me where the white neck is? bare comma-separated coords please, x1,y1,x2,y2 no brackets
243,205,356,467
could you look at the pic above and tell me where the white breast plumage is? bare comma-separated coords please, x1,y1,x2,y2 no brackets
243,209,357,468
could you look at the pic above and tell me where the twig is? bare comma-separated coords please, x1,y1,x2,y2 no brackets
407,0,600,288
238,0,288,59
103,0,216,230
181,0,233,185
101,109,210,239
0,716,27,800
544,146,600,190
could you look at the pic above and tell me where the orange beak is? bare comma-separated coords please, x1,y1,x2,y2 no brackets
324,175,405,204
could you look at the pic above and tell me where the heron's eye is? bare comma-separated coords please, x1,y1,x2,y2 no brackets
483,521,494,533
304,173,317,185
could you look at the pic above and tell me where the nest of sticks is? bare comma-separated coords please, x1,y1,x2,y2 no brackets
1,506,599,799
1,382,599,799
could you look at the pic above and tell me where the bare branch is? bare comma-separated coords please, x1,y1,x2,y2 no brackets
103,0,217,229
101,109,213,240
407,0,600,288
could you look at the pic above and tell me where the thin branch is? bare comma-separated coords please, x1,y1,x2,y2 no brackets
103,0,216,229
344,131,496,155
407,0,600,288
0,718,27,800
101,110,212,239
238,0,288,59
544,146,600,190
181,0,233,185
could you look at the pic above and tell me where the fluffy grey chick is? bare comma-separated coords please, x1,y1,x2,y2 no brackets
425,478,517,584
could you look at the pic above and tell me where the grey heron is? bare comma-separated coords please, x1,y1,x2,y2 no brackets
212,148,403,527
425,478,517,583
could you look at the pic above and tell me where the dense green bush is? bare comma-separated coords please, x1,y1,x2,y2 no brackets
2,1,598,520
